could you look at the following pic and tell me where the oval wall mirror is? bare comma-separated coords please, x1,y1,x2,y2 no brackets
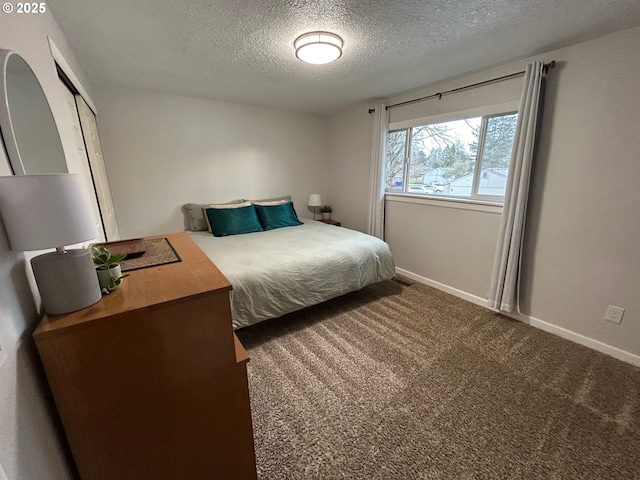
0,50,67,175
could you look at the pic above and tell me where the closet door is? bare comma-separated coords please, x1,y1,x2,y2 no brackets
76,95,120,241
61,85,104,241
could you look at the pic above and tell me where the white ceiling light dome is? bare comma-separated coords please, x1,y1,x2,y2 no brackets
294,31,343,65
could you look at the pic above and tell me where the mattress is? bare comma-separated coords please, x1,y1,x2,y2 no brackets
188,220,396,329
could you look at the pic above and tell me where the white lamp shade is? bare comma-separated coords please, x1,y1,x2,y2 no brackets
307,193,322,207
0,173,99,251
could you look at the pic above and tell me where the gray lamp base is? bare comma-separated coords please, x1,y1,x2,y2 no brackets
31,248,102,314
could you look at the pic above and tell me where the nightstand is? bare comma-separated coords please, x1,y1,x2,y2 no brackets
319,219,341,226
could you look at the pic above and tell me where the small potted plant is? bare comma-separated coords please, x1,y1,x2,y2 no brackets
320,205,332,220
91,246,128,292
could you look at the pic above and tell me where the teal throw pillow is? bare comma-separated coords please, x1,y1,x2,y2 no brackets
255,202,303,231
205,204,264,237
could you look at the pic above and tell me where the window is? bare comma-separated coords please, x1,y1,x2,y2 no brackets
385,111,518,202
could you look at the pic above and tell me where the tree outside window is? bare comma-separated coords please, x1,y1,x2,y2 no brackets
385,112,518,201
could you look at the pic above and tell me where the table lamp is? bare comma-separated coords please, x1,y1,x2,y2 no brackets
307,193,322,220
0,173,102,314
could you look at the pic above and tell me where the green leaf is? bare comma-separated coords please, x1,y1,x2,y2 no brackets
91,246,127,268
110,253,127,264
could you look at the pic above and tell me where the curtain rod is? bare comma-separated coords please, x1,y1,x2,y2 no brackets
368,60,556,114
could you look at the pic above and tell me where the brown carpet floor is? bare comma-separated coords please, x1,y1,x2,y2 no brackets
236,278,640,479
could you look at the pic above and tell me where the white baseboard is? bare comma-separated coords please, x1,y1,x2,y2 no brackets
511,312,640,367
396,268,488,307
395,267,640,367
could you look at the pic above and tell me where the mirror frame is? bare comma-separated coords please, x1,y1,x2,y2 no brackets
0,50,20,174
0,49,66,175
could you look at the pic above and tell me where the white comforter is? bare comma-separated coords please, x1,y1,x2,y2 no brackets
189,220,396,329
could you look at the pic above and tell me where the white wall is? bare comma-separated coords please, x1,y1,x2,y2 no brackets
326,103,374,232
385,199,501,297
93,85,331,238
328,25,640,363
0,10,90,480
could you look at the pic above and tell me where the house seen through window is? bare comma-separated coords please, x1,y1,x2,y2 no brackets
385,112,518,202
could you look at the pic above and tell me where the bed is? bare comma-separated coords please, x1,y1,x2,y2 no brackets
188,219,396,329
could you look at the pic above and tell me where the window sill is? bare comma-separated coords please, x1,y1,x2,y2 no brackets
385,193,503,214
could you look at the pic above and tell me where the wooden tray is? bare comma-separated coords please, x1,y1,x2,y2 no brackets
92,238,146,259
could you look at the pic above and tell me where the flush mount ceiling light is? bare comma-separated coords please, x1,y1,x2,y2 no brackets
294,31,343,65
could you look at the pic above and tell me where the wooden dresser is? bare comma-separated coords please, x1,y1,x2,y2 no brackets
33,232,257,480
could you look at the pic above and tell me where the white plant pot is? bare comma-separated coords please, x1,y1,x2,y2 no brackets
96,265,122,291
321,212,331,220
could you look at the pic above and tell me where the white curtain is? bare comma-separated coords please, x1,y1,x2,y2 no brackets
366,103,388,239
488,61,546,312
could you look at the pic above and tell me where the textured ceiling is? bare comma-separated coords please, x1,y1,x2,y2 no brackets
47,0,640,115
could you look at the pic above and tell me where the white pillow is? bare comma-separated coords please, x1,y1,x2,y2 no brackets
184,199,244,231
252,199,289,206
248,195,291,206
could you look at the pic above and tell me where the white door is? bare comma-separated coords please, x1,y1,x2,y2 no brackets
75,96,120,241
61,85,105,241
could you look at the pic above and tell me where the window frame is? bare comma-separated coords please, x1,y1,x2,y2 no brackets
386,101,520,205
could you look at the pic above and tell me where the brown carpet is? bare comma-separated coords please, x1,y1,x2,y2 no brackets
236,278,640,479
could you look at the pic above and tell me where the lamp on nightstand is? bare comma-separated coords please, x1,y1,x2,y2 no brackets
0,173,102,314
307,193,322,220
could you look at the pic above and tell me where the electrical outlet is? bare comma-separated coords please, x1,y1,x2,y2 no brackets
604,305,625,324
